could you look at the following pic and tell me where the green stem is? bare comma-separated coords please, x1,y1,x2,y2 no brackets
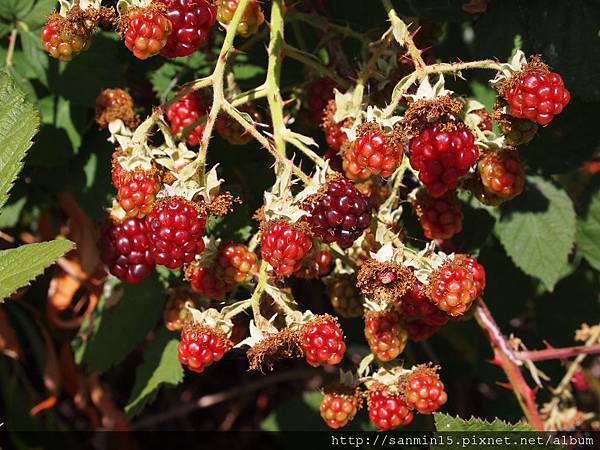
250,261,269,322
265,0,287,160
284,130,327,169
381,0,426,70
222,299,252,321
5,28,17,67
425,60,503,76
287,11,370,46
197,0,253,177
230,84,268,107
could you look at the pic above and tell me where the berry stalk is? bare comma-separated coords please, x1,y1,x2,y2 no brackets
474,300,544,431
197,0,254,172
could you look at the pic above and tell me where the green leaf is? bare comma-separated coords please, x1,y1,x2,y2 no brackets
469,81,496,111
434,413,533,432
35,95,82,159
0,239,74,301
19,29,49,86
0,70,40,210
0,193,26,228
577,185,600,272
433,414,564,450
232,63,266,81
74,276,166,372
492,176,576,291
150,51,212,100
0,0,35,21
125,328,183,417
55,33,126,106
22,0,57,29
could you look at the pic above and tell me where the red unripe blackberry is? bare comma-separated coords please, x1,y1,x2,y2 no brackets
397,282,449,341
503,71,570,125
583,160,600,175
320,386,360,429
343,130,402,180
314,249,332,275
364,311,408,361
428,263,478,316
415,190,463,240
178,323,232,373
216,243,258,285
326,274,363,318
308,77,337,124
159,0,216,58
117,170,160,219
186,263,228,299
321,100,350,151
305,177,372,249
368,388,414,430
571,370,591,392
462,256,486,297
260,221,313,277
300,315,346,367
402,368,447,413
409,123,479,197
99,218,155,284
325,122,347,151
294,248,333,279
124,8,173,60
166,92,208,146
216,0,265,37
41,19,90,61
478,149,525,199
145,197,207,269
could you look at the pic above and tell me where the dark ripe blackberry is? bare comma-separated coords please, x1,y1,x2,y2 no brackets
99,218,155,284
306,178,372,249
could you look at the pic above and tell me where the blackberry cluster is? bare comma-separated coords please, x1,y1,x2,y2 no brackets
305,178,372,249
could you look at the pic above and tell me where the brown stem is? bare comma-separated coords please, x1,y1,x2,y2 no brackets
474,300,544,431
516,344,600,362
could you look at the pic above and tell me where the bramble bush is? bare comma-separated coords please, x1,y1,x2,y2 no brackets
1,0,600,443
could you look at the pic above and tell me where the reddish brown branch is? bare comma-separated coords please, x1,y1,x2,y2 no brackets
516,344,600,362
474,300,544,431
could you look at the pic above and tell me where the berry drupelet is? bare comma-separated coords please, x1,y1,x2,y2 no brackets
98,218,155,284
166,91,209,146
503,71,570,125
145,197,207,269
409,123,479,198
159,0,216,58
300,315,346,367
260,221,313,277
123,7,172,60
